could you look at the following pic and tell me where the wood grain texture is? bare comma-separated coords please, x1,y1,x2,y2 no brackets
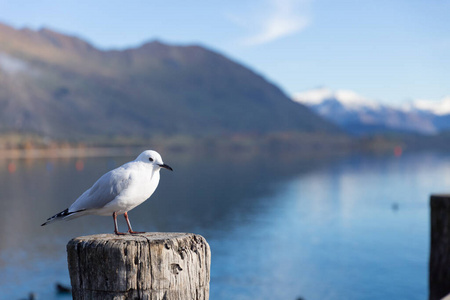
430,195,450,300
67,232,210,300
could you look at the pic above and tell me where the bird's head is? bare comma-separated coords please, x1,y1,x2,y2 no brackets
136,150,173,171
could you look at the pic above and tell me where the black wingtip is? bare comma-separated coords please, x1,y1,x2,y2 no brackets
41,208,70,227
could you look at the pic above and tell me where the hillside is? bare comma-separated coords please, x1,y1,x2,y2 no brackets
0,23,339,141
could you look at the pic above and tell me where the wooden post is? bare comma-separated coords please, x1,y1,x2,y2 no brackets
430,194,450,300
67,232,210,300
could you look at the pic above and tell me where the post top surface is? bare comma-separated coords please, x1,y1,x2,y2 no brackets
431,194,450,198
69,232,197,244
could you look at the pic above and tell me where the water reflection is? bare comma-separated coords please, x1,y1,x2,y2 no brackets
0,151,446,299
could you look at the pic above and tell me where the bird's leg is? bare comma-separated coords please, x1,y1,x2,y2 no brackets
124,212,145,234
113,212,126,235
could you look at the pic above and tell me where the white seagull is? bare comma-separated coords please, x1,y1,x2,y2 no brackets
41,150,173,235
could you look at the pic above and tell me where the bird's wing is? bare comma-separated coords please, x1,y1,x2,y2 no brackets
69,167,132,212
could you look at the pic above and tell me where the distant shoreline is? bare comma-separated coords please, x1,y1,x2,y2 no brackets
0,147,141,159
1,131,434,160
0,132,356,159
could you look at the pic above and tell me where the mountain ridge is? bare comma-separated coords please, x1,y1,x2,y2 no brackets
0,22,340,140
293,87,450,135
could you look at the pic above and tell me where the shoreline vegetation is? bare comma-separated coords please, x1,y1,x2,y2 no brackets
0,132,414,160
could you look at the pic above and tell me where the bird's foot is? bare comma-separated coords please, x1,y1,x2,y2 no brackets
114,231,127,235
128,230,145,234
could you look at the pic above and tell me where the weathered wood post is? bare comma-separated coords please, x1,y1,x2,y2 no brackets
430,194,450,300
67,232,210,300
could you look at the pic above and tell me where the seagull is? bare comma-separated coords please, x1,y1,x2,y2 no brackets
41,150,173,235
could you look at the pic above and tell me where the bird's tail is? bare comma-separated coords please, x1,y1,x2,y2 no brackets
41,208,85,226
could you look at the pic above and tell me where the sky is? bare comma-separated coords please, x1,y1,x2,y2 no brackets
0,0,449,106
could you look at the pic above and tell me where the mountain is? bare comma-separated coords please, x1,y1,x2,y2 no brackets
402,97,450,133
292,87,441,135
406,96,450,116
0,23,339,141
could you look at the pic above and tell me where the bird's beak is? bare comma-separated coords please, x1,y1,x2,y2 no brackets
159,163,173,171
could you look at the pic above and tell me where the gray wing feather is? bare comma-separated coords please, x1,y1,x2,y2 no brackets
69,168,131,212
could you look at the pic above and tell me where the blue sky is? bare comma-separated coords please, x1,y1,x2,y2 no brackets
0,0,449,105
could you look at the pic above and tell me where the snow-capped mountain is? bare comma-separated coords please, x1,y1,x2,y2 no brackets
404,96,450,116
292,87,449,135
403,97,450,133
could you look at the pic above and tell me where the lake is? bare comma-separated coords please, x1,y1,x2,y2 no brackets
0,150,445,299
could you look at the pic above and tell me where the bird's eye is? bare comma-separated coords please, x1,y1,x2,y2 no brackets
149,157,154,162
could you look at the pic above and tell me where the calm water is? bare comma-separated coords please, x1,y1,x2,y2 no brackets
0,150,446,299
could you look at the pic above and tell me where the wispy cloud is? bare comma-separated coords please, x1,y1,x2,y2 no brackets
0,53,30,74
229,0,312,46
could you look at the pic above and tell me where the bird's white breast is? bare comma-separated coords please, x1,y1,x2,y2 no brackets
102,163,161,215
